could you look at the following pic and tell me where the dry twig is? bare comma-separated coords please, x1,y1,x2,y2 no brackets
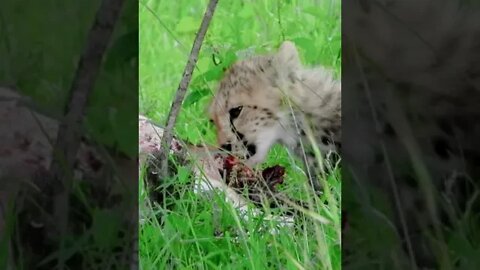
157,0,219,180
50,0,125,186
47,0,125,268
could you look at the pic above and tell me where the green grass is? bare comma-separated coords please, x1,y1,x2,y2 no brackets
139,0,341,269
0,1,137,269
1,0,138,156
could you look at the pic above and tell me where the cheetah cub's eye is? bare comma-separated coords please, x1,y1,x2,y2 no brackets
229,106,243,119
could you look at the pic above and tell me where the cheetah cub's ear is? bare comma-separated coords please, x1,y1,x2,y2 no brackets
274,41,301,70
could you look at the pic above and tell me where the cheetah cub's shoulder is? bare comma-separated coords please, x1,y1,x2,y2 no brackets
209,41,341,167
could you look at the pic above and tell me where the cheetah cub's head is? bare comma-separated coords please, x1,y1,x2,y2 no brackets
208,41,301,166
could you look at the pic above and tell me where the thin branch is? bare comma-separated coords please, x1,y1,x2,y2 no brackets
50,0,125,182
158,0,219,180
47,0,125,268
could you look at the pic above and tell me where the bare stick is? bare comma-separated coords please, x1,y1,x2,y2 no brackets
158,0,219,180
50,0,125,183
47,0,125,268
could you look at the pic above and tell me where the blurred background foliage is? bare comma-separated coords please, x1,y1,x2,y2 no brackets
0,0,138,157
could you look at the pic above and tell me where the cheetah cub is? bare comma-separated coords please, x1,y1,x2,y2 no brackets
209,41,341,175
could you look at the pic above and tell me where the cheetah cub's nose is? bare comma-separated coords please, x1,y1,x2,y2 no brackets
245,144,257,158
220,144,232,152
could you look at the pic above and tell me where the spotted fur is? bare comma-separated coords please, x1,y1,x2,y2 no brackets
208,41,341,181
